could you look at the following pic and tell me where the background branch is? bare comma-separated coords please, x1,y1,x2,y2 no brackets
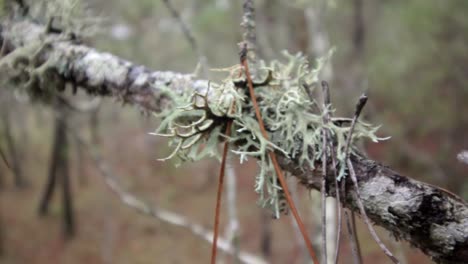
73,133,266,264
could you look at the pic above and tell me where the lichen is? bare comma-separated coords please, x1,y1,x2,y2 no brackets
0,0,99,101
154,51,388,217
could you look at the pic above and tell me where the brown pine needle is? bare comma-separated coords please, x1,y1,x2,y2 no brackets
241,50,320,264
211,121,233,264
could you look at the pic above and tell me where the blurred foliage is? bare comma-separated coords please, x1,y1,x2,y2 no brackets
364,0,468,194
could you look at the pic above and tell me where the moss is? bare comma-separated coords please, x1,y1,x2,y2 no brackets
154,51,387,216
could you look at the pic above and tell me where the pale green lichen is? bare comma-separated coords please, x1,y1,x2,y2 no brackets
153,51,388,217
0,0,99,101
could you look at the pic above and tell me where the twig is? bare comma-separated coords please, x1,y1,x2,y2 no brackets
320,81,343,264
342,93,367,160
211,121,233,264
71,133,266,264
320,82,329,263
241,45,319,264
161,0,199,55
288,177,308,263
347,160,399,264
343,94,399,264
224,155,241,263
340,94,369,264
0,147,10,170
161,0,207,76
347,210,362,264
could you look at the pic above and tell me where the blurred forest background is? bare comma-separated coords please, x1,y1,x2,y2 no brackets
0,0,467,263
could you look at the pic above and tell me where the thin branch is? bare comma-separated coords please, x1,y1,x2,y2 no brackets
211,121,233,264
0,146,10,170
348,211,363,264
288,177,308,263
224,155,241,263
340,94,368,263
161,0,199,54
161,0,208,76
320,81,343,264
72,133,266,264
344,210,361,264
320,82,329,263
347,159,399,263
343,94,398,264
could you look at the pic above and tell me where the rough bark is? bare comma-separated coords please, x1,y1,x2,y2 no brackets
1,20,467,264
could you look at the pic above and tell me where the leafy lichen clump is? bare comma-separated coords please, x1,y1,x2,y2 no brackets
153,51,387,217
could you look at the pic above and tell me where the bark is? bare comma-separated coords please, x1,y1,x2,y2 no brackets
1,19,467,264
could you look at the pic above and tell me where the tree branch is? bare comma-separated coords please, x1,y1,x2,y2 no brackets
1,20,467,264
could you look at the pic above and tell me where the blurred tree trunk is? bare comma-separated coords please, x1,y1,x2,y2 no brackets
260,210,272,260
0,201,4,257
38,103,75,238
1,107,26,188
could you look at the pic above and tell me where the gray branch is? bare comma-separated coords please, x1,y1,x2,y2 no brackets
1,20,467,264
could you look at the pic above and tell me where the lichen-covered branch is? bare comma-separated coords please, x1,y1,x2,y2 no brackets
0,20,207,112
280,155,468,264
1,19,467,264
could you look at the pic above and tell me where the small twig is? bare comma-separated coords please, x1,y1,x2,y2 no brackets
343,94,399,264
347,159,400,264
344,210,361,264
320,81,343,264
161,0,207,77
161,0,199,54
224,155,241,263
0,147,10,170
342,93,367,160
320,82,329,264
288,177,308,262
340,93,369,264
211,121,233,264
348,211,363,264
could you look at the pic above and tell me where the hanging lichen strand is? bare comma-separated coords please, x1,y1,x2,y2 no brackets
153,51,387,217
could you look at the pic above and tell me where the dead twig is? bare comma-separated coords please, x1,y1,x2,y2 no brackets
161,0,207,76
0,147,10,170
320,81,343,264
211,121,233,264
347,160,399,263
320,82,329,263
344,94,399,264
